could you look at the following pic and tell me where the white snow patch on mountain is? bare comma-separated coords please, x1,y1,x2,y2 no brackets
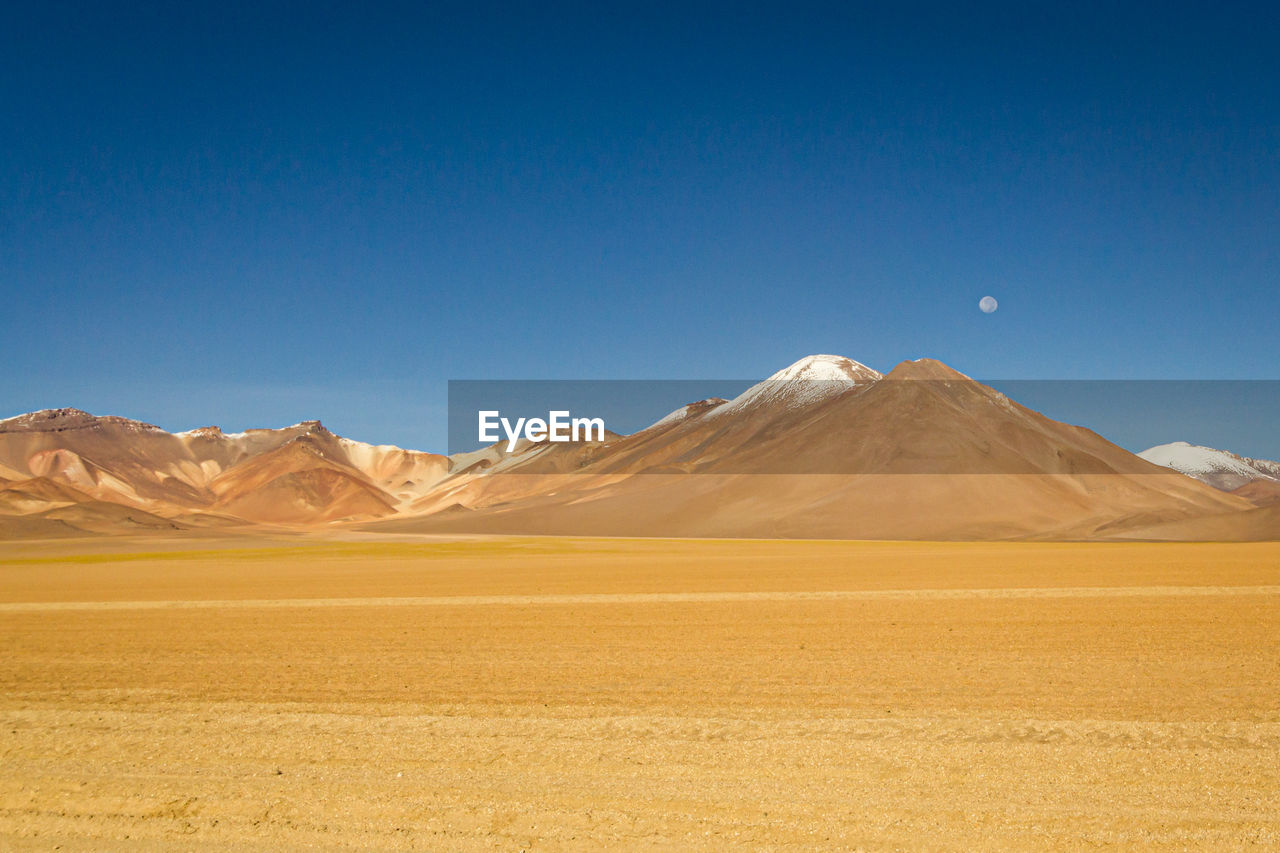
708,354,882,417
1139,441,1280,491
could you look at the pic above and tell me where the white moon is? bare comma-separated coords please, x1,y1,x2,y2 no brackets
979,296,998,314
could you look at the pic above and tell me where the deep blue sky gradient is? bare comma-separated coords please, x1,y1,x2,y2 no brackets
2,2,1278,451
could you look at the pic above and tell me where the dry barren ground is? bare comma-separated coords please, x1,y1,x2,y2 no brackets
1,536,1279,850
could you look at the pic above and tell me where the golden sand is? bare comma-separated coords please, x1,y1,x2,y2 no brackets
1,537,1278,849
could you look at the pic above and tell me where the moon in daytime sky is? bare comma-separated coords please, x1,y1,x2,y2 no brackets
979,295,998,314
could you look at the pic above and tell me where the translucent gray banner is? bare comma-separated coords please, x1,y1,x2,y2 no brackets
447,379,1280,475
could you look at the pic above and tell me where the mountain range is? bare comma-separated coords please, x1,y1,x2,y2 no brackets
2,355,1276,541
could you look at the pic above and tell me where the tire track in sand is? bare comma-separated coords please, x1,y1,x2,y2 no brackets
3,584,1279,611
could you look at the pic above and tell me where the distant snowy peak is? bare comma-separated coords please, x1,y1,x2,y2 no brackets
766,353,883,383
711,354,882,416
1139,441,1280,491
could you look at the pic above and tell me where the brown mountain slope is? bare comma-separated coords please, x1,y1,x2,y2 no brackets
36,501,191,534
369,470,1247,541
1110,503,1280,541
208,436,399,524
0,514,84,539
0,477,98,515
1231,479,1280,507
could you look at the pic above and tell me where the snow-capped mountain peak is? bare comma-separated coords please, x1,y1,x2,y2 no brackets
709,354,882,417
1139,441,1280,491
766,354,882,383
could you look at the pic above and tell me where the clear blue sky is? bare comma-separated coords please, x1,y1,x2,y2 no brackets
2,2,1277,452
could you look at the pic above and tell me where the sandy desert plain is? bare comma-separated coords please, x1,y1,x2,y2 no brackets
0,533,1277,850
